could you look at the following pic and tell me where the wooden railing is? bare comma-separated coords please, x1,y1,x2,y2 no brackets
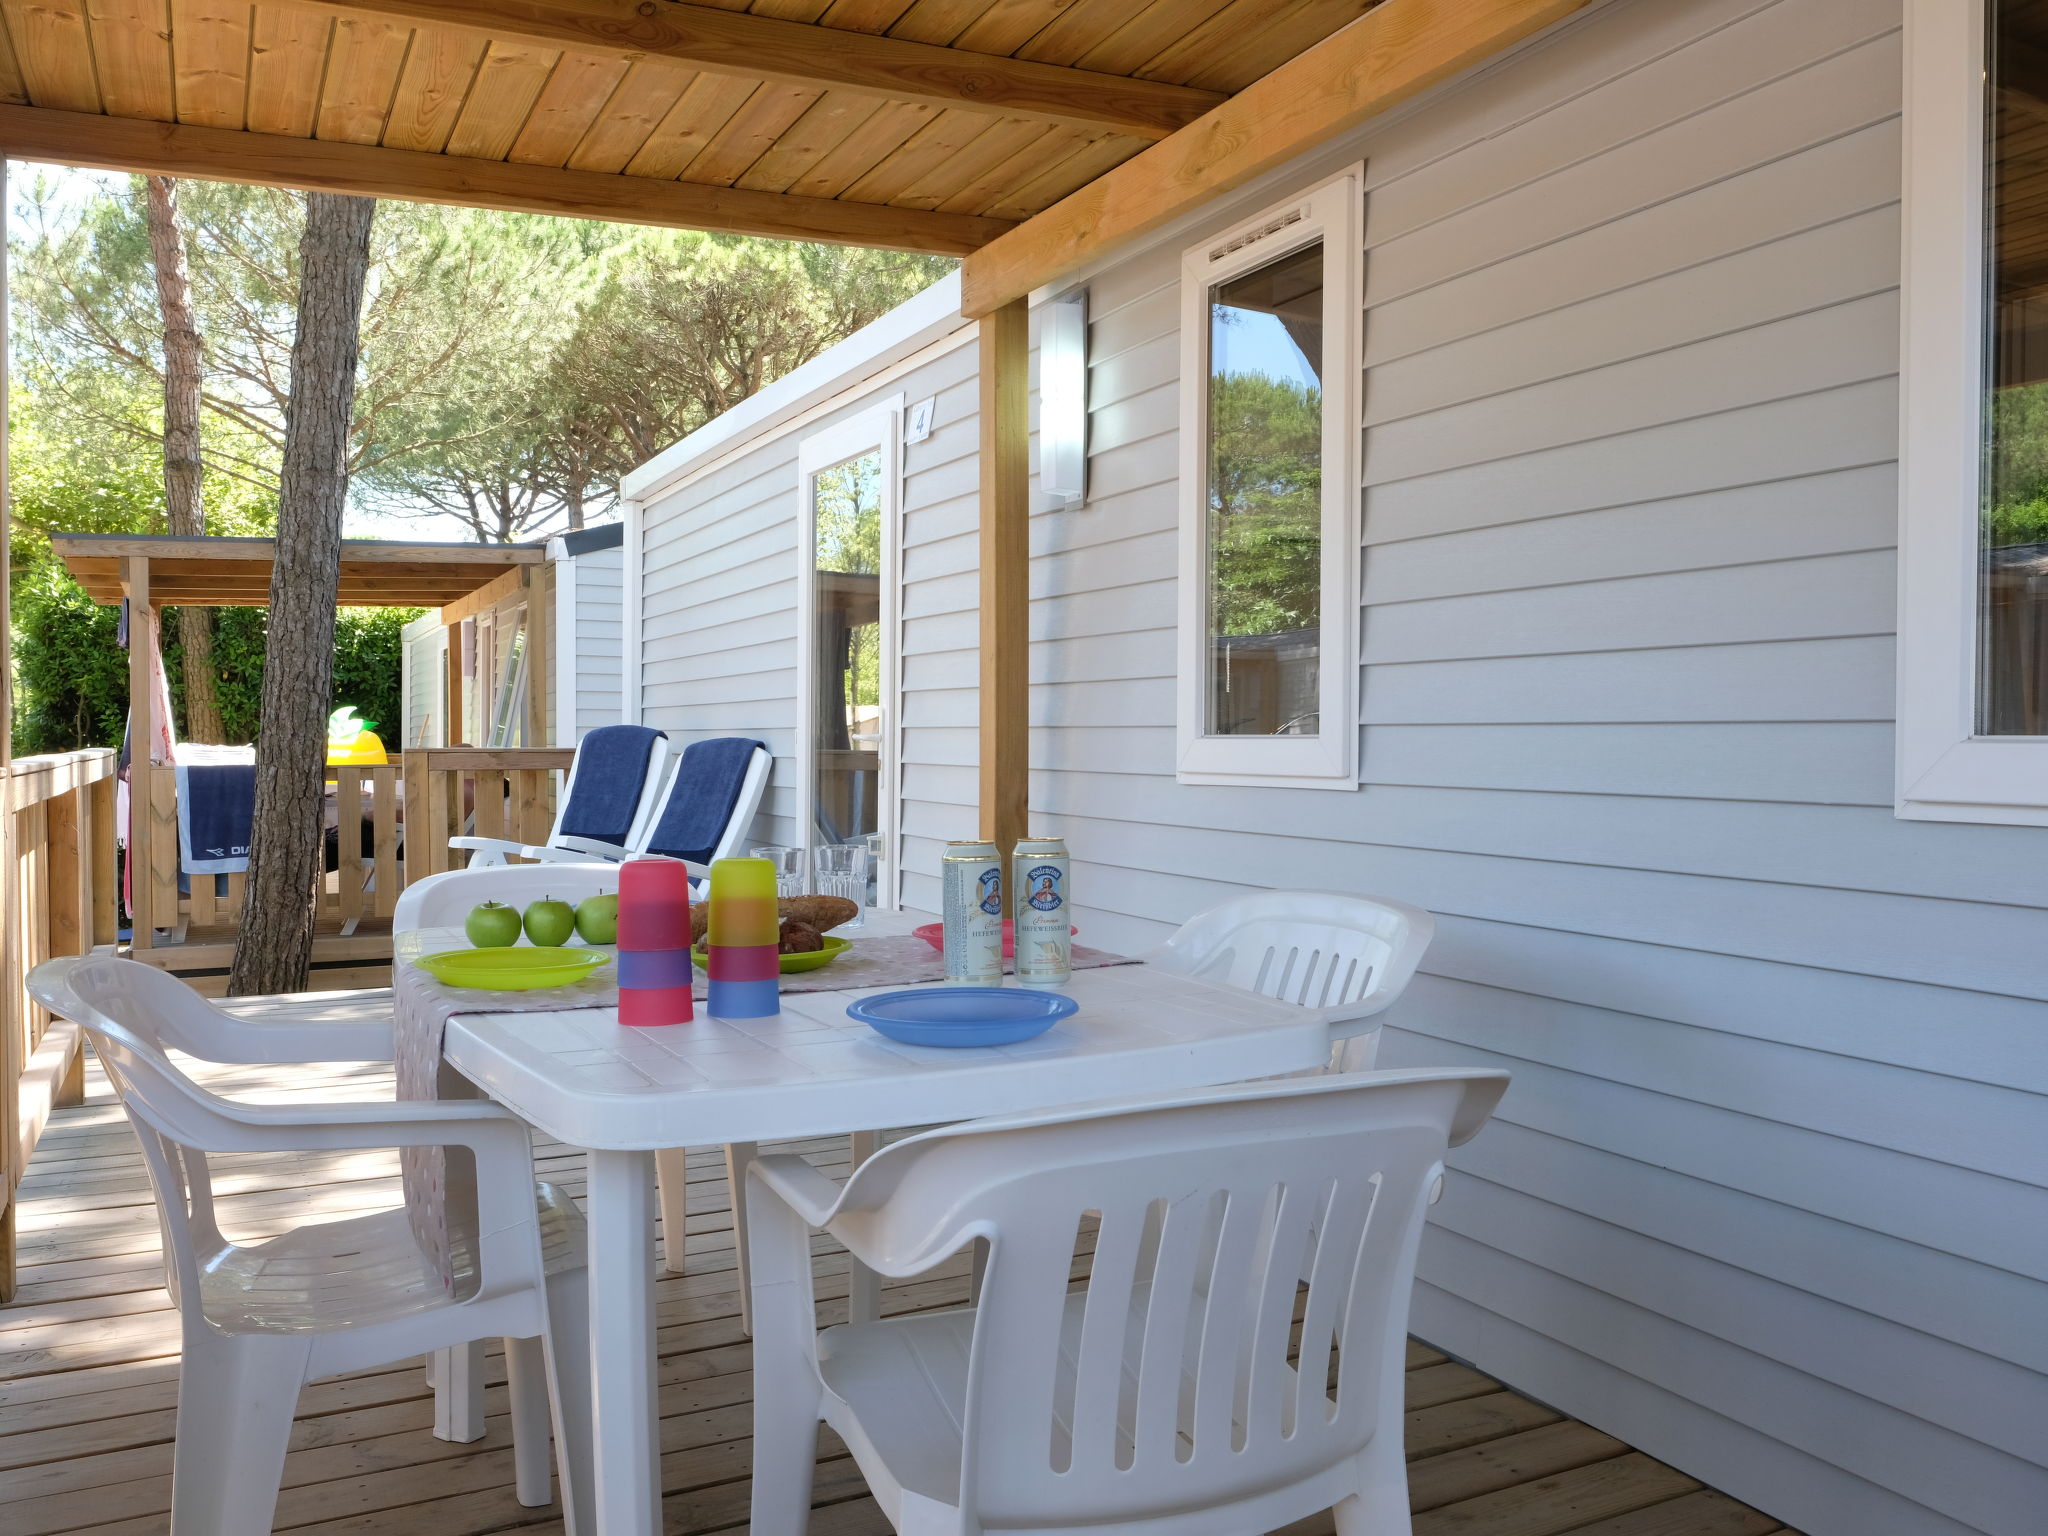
132,760,406,944
403,747,572,883
3,748,117,1300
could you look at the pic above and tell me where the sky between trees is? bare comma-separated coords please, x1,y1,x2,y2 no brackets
11,162,955,547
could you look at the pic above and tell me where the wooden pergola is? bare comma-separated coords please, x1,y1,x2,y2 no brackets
46,532,547,947
0,0,1588,857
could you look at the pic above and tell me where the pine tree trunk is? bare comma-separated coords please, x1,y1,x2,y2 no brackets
144,175,225,744
227,193,376,997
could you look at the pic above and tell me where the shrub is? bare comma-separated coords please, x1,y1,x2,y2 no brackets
11,563,419,755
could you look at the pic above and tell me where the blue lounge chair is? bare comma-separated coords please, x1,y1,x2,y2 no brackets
450,723,669,869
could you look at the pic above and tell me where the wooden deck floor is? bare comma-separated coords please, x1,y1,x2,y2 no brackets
0,1055,1791,1536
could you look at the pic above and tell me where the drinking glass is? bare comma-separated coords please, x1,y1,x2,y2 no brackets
814,843,869,931
753,845,807,899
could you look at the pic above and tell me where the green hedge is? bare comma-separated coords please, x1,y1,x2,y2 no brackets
11,563,419,754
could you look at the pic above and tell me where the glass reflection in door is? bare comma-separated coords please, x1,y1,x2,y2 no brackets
808,450,884,890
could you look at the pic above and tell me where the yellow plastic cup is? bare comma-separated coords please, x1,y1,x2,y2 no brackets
707,856,778,947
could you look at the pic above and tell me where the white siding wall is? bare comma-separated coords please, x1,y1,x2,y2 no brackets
1022,2,2044,1534
626,2,2046,1531
400,613,446,750
568,547,624,739
637,339,976,865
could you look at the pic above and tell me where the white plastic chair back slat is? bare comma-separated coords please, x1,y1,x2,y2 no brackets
1145,891,1433,1023
749,1068,1507,1536
392,862,626,934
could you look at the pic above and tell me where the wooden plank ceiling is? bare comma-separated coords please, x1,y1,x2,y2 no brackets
0,0,1386,255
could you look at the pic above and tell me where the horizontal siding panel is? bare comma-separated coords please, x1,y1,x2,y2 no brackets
1364,31,1899,306
1366,0,1893,243
1454,1121,2048,1376
1362,465,1894,599
1357,721,1894,804
1366,116,1900,369
1385,1027,2048,1297
1432,1176,2048,1468
1036,771,2048,906
1364,293,1897,486
1363,378,1897,545
1031,808,2048,1000
1422,916,2048,1094
1362,550,1894,664
1362,210,1897,431
1359,636,1895,724
1408,973,2048,1184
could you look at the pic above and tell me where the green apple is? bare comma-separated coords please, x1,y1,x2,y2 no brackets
574,893,619,946
523,896,577,948
465,900,523,948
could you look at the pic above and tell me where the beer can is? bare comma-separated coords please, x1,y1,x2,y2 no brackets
1011,836,1072,989
941,841,1003,985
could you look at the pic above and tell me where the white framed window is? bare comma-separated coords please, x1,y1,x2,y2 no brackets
1176,171,1361,789
1900,0,2048,823
797,398,903,904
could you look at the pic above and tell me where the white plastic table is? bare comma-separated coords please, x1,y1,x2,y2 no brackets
396,913,1363,1536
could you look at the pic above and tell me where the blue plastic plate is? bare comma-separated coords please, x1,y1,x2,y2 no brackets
847,987,1077,1047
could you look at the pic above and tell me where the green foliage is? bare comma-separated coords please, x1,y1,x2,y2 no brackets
12,582,418,755
1205,370,1323,637
1990,381,2048,547
11,561,129,751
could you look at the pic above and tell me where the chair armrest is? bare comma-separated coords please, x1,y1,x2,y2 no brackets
207,1093,531,1152
537,836,631,862
203,993,394,1063
448,836,527,856
747,1153,844,1229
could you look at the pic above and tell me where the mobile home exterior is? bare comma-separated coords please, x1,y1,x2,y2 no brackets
620,2,2047,1533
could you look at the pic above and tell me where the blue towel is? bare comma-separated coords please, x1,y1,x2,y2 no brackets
646,737,766,864
557,724,667,846
175,764,256,874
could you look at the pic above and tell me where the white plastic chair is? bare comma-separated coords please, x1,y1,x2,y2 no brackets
1143,889,1435,1071
520,739,772,893
745,1068,1508,1536
392,861,626,933
450,722,670,867
26,955,596,1536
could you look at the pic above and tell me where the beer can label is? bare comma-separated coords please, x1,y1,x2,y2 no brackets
1013,855,1071,987
942,855,1003,984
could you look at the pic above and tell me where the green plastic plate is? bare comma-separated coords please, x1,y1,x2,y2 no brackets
415,946,612,991
692,934,851,974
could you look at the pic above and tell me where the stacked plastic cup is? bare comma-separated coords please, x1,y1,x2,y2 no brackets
706,856,781,1020
617,855,695,1027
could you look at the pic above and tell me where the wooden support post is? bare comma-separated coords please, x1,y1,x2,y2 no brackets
445,622,466,746
525,565,551,747
125,557,156,948
978,298,1031,868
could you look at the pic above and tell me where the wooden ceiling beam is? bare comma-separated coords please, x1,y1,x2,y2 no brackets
290,0,1224,140
0,105,1014,255
959,0,1590,315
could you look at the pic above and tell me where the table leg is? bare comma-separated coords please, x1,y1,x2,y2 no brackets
588,1149,661,1536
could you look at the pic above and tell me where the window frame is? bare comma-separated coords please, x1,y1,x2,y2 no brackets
1175,171,1362,790
1899,0,2048,824
796,397,904,905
